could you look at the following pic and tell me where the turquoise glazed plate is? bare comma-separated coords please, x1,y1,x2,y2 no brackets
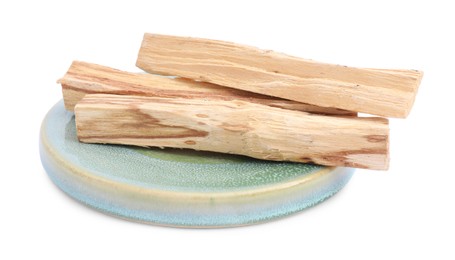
40,101,354,228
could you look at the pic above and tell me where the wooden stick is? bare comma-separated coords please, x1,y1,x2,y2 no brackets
57,61,354,116
75,94,390,170
136,33,423,118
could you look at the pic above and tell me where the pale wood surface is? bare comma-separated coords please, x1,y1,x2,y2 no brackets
75,94,390,170
136,33,423,118
58,61,354,115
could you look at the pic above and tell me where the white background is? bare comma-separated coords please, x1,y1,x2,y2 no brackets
1,1,454,259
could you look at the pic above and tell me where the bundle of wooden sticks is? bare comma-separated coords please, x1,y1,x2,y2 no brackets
59,33,423,170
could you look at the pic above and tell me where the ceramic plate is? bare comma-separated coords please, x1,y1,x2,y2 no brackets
40,101,354,227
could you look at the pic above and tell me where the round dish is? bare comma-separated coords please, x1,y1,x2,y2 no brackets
39,101,354,228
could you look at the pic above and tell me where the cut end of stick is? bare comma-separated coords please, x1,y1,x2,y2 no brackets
403,70,424,118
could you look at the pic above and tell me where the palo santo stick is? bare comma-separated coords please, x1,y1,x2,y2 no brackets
57,61,354,116
136,33,423,118
75,94,390,170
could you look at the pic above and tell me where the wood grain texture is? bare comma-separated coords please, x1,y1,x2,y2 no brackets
136,33,423,118
57,61,354,116
75,94,390,170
